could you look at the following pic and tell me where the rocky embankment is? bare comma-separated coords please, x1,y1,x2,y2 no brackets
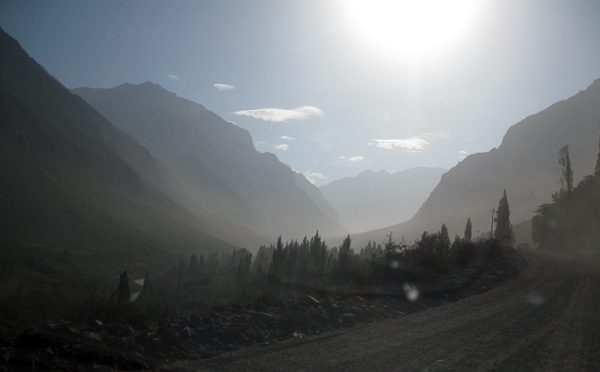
0,248,522,371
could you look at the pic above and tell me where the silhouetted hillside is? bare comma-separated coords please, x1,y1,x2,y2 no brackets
355,79,600,245
0,26,236,265
74,84,346,241
320,168,445,233
532,152,600,252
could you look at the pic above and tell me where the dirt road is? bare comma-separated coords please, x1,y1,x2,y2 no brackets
169,251,600,371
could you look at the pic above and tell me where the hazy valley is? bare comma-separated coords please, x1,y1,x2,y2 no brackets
2,2,600,370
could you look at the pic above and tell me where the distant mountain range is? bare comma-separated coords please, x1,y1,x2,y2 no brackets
355,79,600,246
74,83,345,243
4,20,600,264
0,27,236,265
320,168,445,233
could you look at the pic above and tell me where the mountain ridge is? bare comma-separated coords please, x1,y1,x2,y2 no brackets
0,26,237,262
354,78,600,246
74,83,346,242
320,167,445,233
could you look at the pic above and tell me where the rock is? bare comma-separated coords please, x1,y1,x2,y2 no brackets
0,347,12,363
182,327,193,339
189,314,204,327
107,335,128,349
254,311,277,321
307,295,320,305
163,330,179,344
118,323,135,337
17,328,78,350
84,332,103,342
341,313,356,326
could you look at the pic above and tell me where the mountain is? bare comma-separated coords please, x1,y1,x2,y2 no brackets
320,168,445,233
74,84,346,241
0,27,236,263
293,172,339,222
355,79,600,246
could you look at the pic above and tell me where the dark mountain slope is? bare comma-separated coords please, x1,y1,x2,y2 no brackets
356,79,600,245
74,84,345,240
0,26,235,261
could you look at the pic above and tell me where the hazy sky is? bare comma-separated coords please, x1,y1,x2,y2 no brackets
2,0,600,185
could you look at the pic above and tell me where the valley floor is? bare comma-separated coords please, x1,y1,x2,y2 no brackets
169,251,600,371
0,244,518,370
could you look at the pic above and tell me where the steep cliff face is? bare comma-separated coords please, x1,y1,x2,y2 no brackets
75,84,345,241
356,79,600,245
0,26,236,259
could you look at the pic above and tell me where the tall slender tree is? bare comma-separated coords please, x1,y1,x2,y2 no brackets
189,254,199,273
116,270,130,306
271,235,285,280
558,145,574,194
494,190,513,246
464,217,472,242
339,235,352,262
595,122,600,177
440,224,450,248
338,235,352,279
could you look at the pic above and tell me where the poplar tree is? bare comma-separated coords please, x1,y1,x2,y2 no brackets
440,224,450,248
595,122,600,176
464,217,472,242
494,190,513,246
116,270,130,306
559,145,574,194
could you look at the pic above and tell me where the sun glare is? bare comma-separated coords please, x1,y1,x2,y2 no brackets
343,0,483,56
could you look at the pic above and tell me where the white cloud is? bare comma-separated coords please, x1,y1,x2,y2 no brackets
369,137,430,152
339,155,364,162
369,132,449,153
214,83,235,92
167,74,180,81
458,150,470,160
280,135,296,141
273,143,289,151
303,171,328,185
234,106,324,123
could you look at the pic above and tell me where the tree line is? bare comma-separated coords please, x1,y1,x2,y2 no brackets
98,187,516,323
532,123,600,251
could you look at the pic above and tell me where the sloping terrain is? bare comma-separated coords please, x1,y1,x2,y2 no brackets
0,27,239,322
74,84,346,241
320,168,445,233
0,26,237,256
356,79,600,245
177,252,600,371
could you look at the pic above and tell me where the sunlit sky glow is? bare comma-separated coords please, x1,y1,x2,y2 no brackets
343,0,484,56
1,0,600,185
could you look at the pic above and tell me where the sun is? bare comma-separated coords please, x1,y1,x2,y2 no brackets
342,0,483,56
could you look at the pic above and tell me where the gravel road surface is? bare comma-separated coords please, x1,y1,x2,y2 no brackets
168,251,600,371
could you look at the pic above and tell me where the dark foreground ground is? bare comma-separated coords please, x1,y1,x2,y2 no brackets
0,247,518,371
168,251,600,371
